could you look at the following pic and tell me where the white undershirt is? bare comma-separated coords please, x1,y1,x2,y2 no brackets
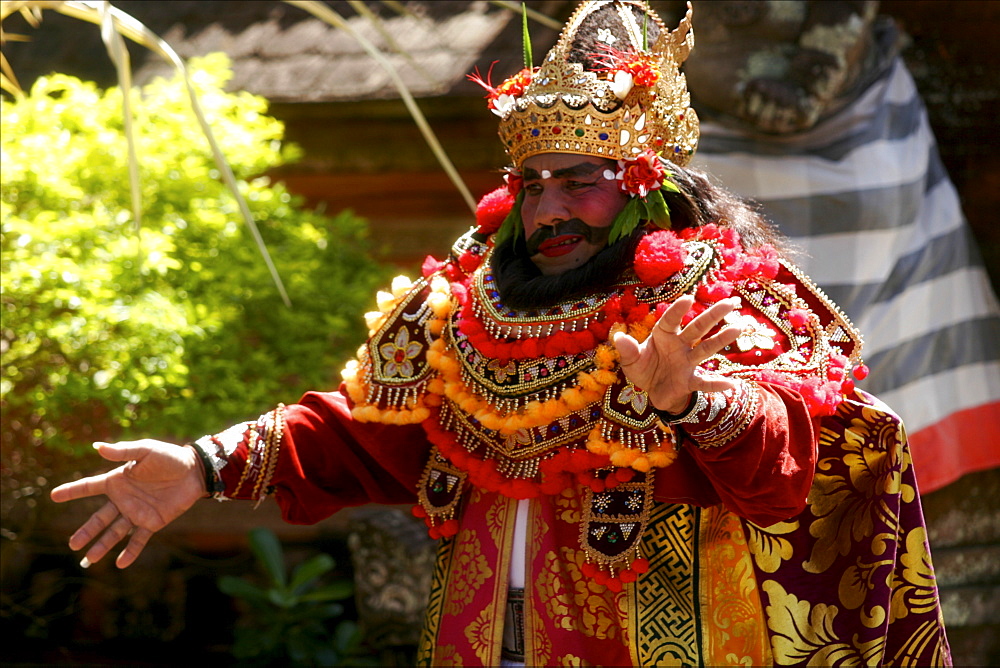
509,498,530,588
500,499,530,668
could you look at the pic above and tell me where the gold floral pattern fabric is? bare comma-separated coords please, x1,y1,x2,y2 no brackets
745,390,950,666
700,504,772,666
417,391,950,666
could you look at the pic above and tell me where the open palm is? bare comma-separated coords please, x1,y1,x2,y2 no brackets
50,440,206,568
615,295,743,413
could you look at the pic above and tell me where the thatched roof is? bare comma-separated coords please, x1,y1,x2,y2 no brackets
3,0,570,102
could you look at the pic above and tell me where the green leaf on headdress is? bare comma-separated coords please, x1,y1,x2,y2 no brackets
609,190,673,244
522,3,533,69
644,189,672,229
661,172,680,194
494,191,525,249
609,196,643,245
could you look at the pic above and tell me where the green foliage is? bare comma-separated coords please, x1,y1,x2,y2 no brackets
0,54,390,467
218,528,373,667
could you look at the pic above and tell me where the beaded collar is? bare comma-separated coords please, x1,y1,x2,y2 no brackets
470,268,622,341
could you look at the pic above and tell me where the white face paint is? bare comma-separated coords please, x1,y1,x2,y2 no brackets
540,169,552,179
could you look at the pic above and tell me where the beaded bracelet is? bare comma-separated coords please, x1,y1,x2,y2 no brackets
190,441,225,497
231,424,258,498
252,404,286,508
651,391,701,424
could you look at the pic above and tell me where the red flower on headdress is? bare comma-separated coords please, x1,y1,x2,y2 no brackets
615,149,666,198
468,62,534,116
592,45,662,98
504,170,523,197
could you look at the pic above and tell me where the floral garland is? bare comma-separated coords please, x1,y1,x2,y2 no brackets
425,334,613,435
349,182,869,493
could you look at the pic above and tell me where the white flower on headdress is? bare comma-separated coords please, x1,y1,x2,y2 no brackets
598,28,617,45
491,93,516,117
610,70,634,99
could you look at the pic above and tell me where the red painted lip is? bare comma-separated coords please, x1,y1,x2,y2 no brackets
537,234,583,257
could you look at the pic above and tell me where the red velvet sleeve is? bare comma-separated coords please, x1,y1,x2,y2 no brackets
212,389,430,525
653,381,819,527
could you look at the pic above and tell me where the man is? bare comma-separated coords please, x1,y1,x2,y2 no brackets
52,2,951,665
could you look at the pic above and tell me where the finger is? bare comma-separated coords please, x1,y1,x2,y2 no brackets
51,470,110,503
51,441,153,503
679,298,740,344
692,324,742,361
93,440,156,464
613,331,642,366
692,375,739,394
83,515,134,567
68,501,119,551
654,295,695,334
116,528,154,569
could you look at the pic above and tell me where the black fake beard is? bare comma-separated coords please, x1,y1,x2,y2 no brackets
524,218,610,256
491,228,643,310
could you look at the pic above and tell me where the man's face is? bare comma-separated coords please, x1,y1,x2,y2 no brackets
520,153,629,276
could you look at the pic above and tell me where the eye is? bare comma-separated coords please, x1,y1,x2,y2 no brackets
567,180,595,190
524,182,543,195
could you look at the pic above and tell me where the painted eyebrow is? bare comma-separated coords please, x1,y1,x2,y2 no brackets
523,162,607,180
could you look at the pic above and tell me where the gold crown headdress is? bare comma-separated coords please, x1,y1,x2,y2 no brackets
491,0,699,169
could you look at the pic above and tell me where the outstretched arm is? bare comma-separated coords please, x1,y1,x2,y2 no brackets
50,440,206,569
614,294,743,413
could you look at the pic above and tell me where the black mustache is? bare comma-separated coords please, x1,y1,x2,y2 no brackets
525,219,609,255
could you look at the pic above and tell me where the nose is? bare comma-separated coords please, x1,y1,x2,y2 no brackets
531,186,571,230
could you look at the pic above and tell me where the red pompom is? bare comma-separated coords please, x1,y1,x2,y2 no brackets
695,223,722,240
605,577,624,593
853,364,870,380
411,504,427,518
632,558,649,574
439,519,459,537
475,186,515,235
422,255,446,277
614,467,635,483
750,245,780,279
581,562,600,578
720,227,741,248
634,230,688,286
458,250,482,274
450,282,468,304
696,280,734,303
786,308,810,329
619,569,638,583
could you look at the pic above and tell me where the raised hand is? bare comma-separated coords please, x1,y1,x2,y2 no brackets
614,295,743,413
50,440,207,569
